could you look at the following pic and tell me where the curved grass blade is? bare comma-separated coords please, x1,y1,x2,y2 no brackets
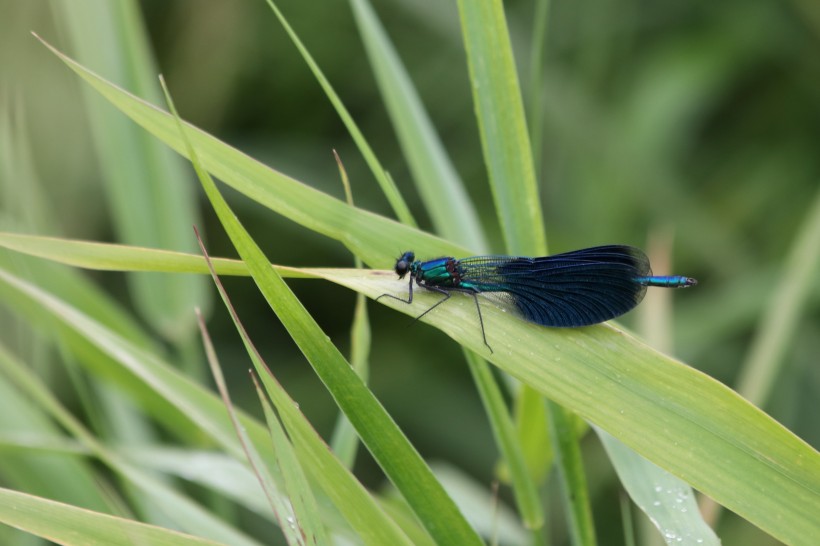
0,487,225,546
597,428,719,546
0,263,416,546
453,5,581,537
198,310,315,545
0,316,264,546
329,151,371,468
22,37,820,544
34,34,465,268
549,399,597,545
349,0,487,251
52,0,208,343
1,237,818,544
262,0,416,228
163,77,484,546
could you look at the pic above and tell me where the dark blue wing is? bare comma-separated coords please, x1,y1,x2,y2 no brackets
457,246,652,327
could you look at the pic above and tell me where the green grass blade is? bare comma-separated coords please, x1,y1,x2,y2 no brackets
227,320,418,546
0,316,264,546
528,0,551,182
0,263,411,545
35,35,464,267
51,0,208,344
349,0,487,251
0,232,252,276
262,0,416,228
1,238,818,544
347,8,544,525
549,400,597,545
329,151,371,468
465,351,543,530
735,186,820,405
269,372,422,546
0,486,226,546
597,428,719,546
511,386,552,484
455,0,546,256
319,268,820,546
163,79,466,544
250,373,327,546
329,285,371,468
455,5,563,531
164,82,484,546
198,312,306,543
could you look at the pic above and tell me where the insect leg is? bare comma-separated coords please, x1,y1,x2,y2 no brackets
469,290,492,353
375,275,415,304
411,286,451,323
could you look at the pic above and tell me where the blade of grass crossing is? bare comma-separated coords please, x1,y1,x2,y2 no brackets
598,428,719,546
161,79,484,545
0,312,265,546
53,0,207,344
549,400,597,546
35,36,473,268
329,151,371,468
465,351,543,530
456,4,600,541
192,178,421,546
528,0,551,182
349,0,487,251
455,0,546,256
0,487,226,546
511,387,552,484
197,309,310,544
262,0,416,228
182,223,419,544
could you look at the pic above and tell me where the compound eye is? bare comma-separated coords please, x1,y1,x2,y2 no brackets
395,260,409,278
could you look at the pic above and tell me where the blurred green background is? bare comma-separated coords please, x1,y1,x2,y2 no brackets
1,0,818,544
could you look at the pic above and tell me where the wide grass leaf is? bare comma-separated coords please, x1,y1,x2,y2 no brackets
0,486,225,546
26,40,820,545
455,0,545,256
166,82,483,545
2,237,819,544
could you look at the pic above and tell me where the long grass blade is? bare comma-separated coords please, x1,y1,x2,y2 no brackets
262,0,416,228
162,80,482,545
51,0,208,344
0,487,226,546
598,428,719,546
465,351,544,530
455,0,546,256
349,0,487,251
